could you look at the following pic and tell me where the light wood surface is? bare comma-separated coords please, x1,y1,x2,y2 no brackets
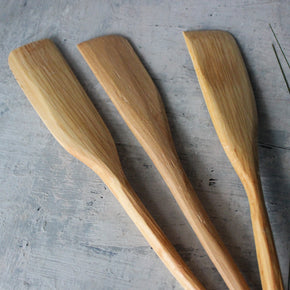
78,35,249,290
8,39,205,290
183,30,284,290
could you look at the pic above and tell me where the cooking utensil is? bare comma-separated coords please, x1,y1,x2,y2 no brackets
9,39,204,290
78,35,248,290
183,30,283,290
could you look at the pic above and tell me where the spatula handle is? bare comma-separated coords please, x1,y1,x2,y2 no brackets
155,154,249,290
105,176,204,290
244,180,283,290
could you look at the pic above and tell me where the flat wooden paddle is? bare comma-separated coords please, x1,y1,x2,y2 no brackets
78,35,248,290
183,30,283,290
8,39,205,290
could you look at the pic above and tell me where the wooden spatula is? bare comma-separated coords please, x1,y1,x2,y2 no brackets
183,30,283,290
78,35,248,290
8,39,205,290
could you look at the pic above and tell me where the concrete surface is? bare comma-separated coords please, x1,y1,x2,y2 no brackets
0,0,289,289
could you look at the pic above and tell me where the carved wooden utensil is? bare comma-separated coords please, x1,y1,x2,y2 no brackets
183,30,283,290
8,39,205,290
78,35,248,290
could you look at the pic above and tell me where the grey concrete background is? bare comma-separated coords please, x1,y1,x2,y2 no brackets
0,0,289,289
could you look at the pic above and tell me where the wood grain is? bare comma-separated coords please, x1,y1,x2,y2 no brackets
78,35,249,290
183,30,284,290
8,39,205,290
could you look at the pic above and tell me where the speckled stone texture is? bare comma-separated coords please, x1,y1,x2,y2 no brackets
0,0,289,289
